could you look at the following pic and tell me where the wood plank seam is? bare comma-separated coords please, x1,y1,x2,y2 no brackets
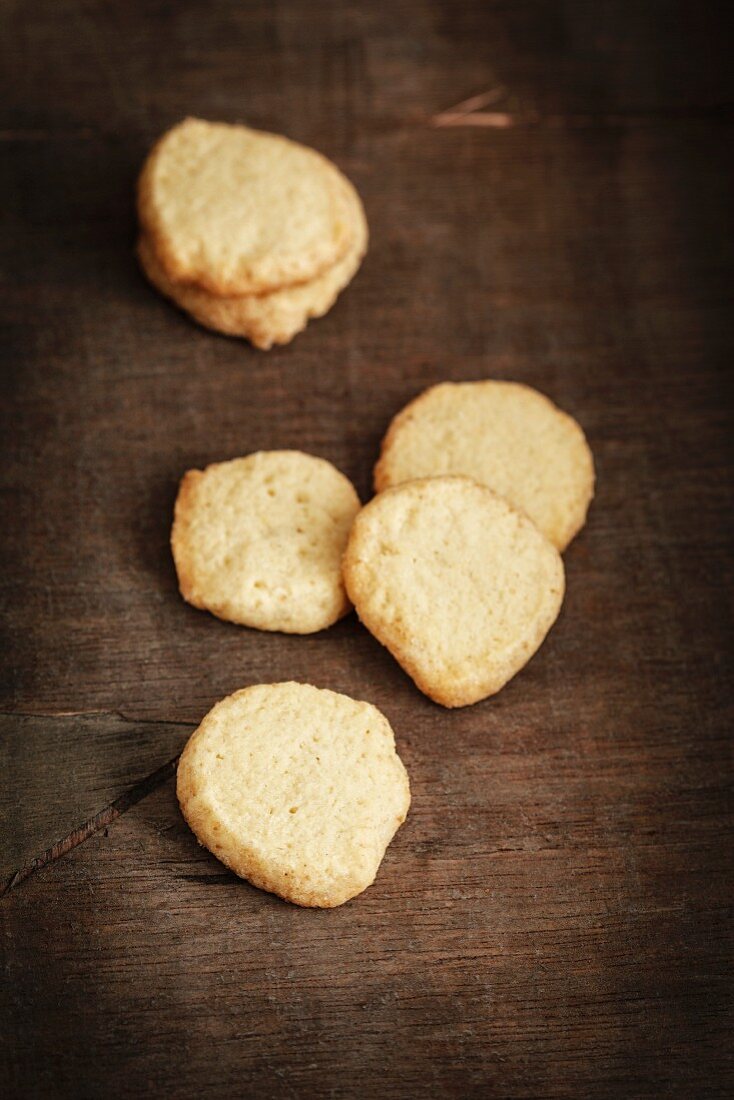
0,709,193,726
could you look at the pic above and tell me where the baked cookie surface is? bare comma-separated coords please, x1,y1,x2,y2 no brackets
374,381,594,551
138,117,356,296
137,175,367,349
343,476,565,707
177,682,411,907
172,451,360,633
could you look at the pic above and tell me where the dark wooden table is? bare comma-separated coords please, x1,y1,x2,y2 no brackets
1,2,732,1096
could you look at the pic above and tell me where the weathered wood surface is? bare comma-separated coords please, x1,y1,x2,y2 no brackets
1,0,732,1096
0,713,190,883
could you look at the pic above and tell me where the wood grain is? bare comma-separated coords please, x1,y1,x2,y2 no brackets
1,0,732,1096
2,757,730,1097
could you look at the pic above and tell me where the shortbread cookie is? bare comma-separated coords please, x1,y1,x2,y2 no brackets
172,452,360,633
374,381,594,551
343,477,565,707
138,178,367,349
177,682,411,907
138,118,356,296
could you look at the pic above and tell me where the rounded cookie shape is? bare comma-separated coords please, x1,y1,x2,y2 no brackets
138,117,357,296
172,451,361,633
374,380,595,551
137,177,368,349
177,682,411,907
343,477,565,707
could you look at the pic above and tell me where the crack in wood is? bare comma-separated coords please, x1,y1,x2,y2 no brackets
431,86,514,128
430,88,734,128
177,873,237,885
1,754,180,899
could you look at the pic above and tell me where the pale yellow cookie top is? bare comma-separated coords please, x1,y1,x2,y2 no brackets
176,682,411,907
137,174,368,349
374,380,595,551
138,117,357,295
172,451,361,633
343,476,565,707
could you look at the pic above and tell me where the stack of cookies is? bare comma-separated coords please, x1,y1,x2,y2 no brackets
137,118,368,349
